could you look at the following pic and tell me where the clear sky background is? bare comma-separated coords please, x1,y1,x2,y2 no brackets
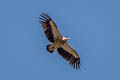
0,0,120,80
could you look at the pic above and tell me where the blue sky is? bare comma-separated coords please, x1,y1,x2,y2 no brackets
0,0,120,80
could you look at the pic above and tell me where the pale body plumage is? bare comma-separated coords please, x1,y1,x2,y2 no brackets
39,13,80,69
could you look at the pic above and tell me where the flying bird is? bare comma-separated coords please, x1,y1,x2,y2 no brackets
39,13,80,69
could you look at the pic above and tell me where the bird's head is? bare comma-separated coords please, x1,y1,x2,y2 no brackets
62,37,70,42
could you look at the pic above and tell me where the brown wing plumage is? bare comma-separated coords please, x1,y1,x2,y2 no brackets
39,13,80,69
39,13,54,42
57,43,80,69
39,13,62,43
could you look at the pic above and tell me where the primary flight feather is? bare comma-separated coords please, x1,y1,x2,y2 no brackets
39,13,80,69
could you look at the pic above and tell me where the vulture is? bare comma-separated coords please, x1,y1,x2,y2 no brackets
39,13,80,69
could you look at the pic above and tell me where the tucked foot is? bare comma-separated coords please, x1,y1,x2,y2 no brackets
46,44,54,53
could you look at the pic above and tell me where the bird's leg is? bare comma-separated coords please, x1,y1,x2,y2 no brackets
46,42,57,53
46,44,55,53
49,43,56,50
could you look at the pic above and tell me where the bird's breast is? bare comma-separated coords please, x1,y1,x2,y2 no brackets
53,40,65,49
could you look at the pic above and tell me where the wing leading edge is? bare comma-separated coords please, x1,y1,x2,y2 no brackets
39,13,62,43
57,43,80,69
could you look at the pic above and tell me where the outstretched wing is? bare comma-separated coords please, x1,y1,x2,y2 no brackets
39,13,62,43
57,43,80,69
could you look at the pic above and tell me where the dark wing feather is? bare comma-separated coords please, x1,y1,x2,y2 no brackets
39,13,54,42
57,43,80,69
39,13,62,42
